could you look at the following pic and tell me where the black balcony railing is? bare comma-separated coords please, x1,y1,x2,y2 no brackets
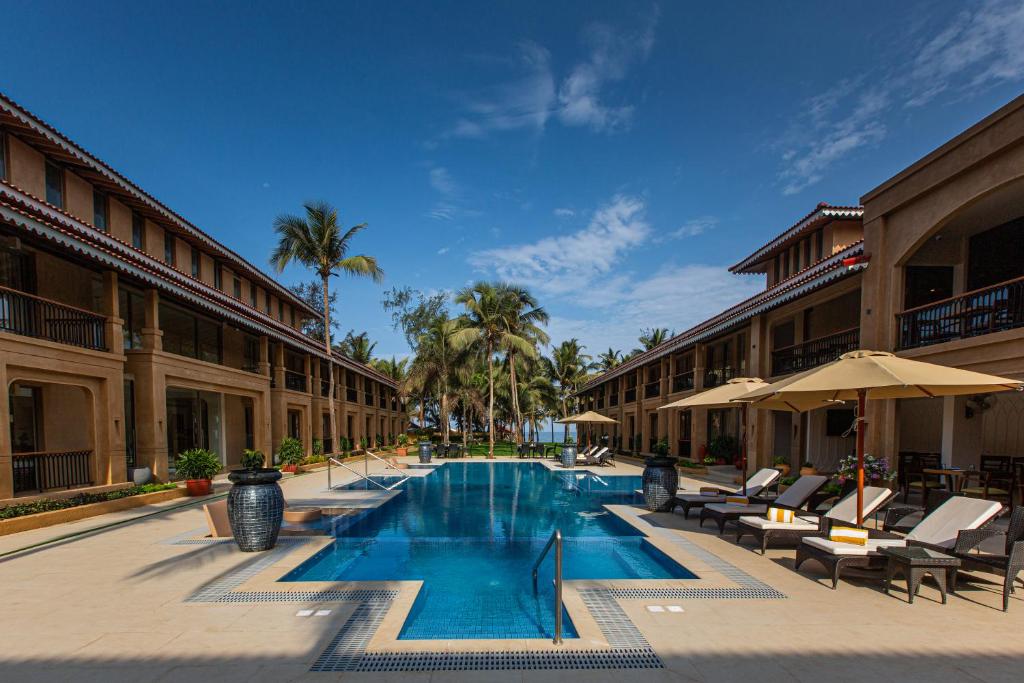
346,387,358,402
672,370,694,393
284,370,306,392
379,396,387,409
12,450,93,494
364,391,374,406
0,285,106,351
772,327,860,376
897,276,1024,350
644,380,660,398
703,366,734,388
320,379,330,397
609,393,619,407
624,387,637,403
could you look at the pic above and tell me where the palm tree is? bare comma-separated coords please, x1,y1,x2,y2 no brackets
339,330,377,363
500,286,549,445
271,200,383,453
408,315,462,445
544,338,593,441
638,327,670,351
451,282,518,458
597,347,622,371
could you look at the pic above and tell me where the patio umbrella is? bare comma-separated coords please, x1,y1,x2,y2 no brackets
557,411,619,448
658,378,780,495
737,350,1022,524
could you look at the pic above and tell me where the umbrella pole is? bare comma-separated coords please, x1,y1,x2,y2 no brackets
741,404,748,496
856,388,866,526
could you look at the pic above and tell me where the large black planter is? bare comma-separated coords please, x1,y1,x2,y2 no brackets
642,456,678,512
560,445,577,468
418,441,433,463
227,468,284,552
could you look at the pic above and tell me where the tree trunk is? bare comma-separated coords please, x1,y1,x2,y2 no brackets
508,352,522,445
441,386,450,445
322,274,338,457
487,344,495,458
561,397,569,442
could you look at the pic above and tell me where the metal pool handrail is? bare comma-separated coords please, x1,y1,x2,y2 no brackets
531,528,564,645
326,457,408,491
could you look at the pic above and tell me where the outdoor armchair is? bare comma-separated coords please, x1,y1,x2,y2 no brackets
952,505,1024,611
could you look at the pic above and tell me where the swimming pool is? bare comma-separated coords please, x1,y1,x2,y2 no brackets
282,462,694,640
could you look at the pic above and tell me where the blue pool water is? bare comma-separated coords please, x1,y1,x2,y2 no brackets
282,462,694,640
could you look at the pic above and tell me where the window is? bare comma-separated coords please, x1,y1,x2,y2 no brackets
249,285,257,308
132,213,144,249
45,161,64,207
191,247,201,279
164,233,175,265
265,292,271,314
213,262,222,289
119,287,145,349
243,334,259,371
0,131,7,180
814,230,823,262
278,300,284,320
93,191,108,231
233,277,241,299
159,301,222,364
290,307,296,326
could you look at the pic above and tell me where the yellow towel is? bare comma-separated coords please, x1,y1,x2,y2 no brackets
725,496,749,506
766,507,794,523
829,526,868,546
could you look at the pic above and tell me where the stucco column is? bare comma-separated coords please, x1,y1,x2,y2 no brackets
0,363,12,499
101,271,123,354
257,336,270,376
132,359,168,481
303,354,312,394
142,289,162,351
272,343,285,388
746,316,769,471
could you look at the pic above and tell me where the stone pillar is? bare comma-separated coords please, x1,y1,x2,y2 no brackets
141,289,162,351
272,343,285,388
258,336,271,376
0,363,12,498
132,359,168,481
303,354,312,394
101,271,123,354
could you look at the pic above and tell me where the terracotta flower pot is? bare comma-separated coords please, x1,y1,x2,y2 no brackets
396,448,408,456
775,464,791,477
185,478,212,496
800,466,818,476
281,465,298,473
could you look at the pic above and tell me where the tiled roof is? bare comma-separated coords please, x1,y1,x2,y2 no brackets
729,203,863,274
0,91,320,318
579,241,867,392
0,184,396,389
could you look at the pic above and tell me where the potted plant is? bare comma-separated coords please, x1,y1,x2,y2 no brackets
227,448,284,552
359,436,368,453
175,448,222,496
708,434,738,467
642,438,678,511
773,455,791,477
778,475,797,493
276,437,304,473
799,460,818,476
311,438,323,458
396,434,409,456
836,453,895,485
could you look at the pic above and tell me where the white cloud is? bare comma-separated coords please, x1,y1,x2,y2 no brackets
553,207,575,218
777,0,1024,195
425,165,467,221
429,167,460,196
469,194,649,296
437,246,450,255
665,216,717,240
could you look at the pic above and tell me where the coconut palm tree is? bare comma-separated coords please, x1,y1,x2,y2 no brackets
638,327,670,351
597,347,622,371
451,282,521,458
407,315,462,445
544,338,593,441
500,286,549,444
339,330,377,364
271,201,383,452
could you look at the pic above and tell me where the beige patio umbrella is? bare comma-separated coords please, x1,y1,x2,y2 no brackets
737,350,1023,524
659,378,780,495
557,411,619,449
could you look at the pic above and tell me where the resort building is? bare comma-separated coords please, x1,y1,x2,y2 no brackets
0,92,405,500
579,93,1024,475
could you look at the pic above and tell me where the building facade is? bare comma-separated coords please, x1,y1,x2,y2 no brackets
578,94,1024,475
0,93,405,500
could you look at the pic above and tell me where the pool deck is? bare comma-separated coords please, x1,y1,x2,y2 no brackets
0,456,1022,681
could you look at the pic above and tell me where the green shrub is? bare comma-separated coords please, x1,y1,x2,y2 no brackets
359,436,368,450
0,483,178,520
707,435,738,462
312,438,323,457
276,437,305,466
772,455,789,466
677,459,703,469
174,449,222,480
241,449,265,469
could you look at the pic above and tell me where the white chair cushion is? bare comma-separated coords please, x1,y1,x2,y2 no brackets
676,493,725,504
802,536,906,556
744,468,782,496
824,486,893,524
774,475,828,507
705,502,769,515
906,497,1003,548
739,515,819,531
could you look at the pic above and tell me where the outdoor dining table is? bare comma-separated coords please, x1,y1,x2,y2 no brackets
923,467,969,492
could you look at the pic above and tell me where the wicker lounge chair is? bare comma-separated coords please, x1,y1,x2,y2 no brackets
578,446,608,465
795,496,1003,589
585,448,615,467
673,468,781,519
699,475,828,534
736,485,896,554
952,506,1024,611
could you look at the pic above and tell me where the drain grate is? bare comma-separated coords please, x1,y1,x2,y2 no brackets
310,602,392,672
578,589,650,649
216,589,398,603
184,538,318,603
605,586,785,600
348,648,663,672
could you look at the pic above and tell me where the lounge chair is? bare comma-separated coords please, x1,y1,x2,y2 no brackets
953,506,1024,611
795,496,1003,589
673,468,781,519
736,485,896,554
585,448,615,467
578,446,608,465
699,475,828,535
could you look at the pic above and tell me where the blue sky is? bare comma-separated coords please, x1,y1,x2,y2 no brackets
4,1,1024,360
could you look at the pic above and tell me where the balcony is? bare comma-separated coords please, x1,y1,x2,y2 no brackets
897,276,1024,350
624,387,637,403
772,327,860,376
703,366,734,388
596,396,604,409
379,395,387,409
364,391,374,407
644,380,660,398
609,393,619,407
284,369,306,392
0,285,106,351
12,450,93,494
672,370,694,393
320,379,330,397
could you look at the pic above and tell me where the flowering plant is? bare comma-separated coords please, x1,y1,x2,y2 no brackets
836,453,895,483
